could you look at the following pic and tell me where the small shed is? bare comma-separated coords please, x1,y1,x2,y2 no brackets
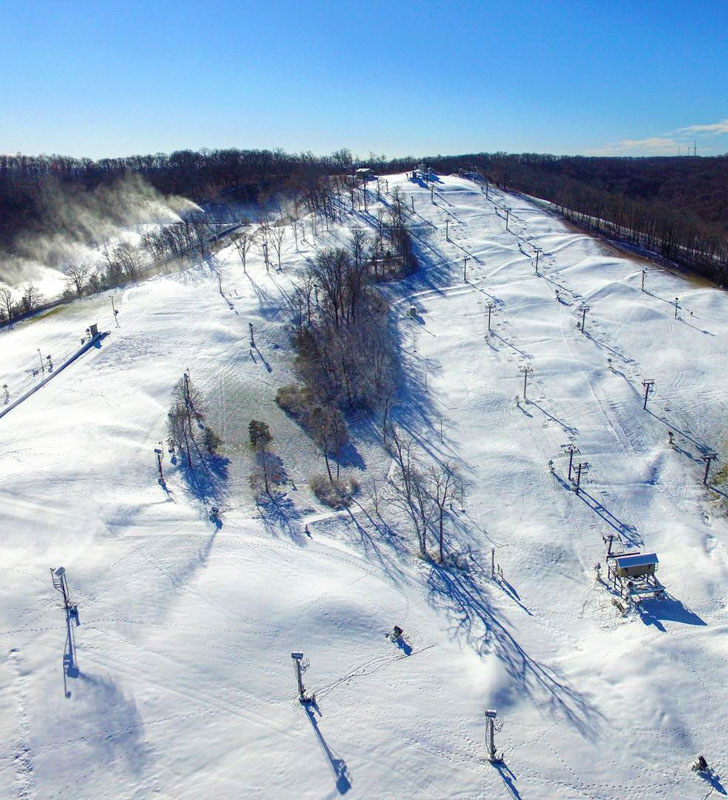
614,552,658,579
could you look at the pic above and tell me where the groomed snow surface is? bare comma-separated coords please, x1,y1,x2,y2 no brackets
2,174,728,799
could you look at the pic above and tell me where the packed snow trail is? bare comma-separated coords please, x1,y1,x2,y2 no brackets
1,174,728,799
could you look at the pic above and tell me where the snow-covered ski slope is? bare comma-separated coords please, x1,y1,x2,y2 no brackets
2,173,728,800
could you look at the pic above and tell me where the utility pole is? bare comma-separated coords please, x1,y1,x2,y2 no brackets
440,417,443,443
504,208,510,231
411,196,414,213
519,365,533,402
641,379,655,410
579,305,590,333
486,302,495,333
574,462,588,494
446,218,450,241
491,547,496,580
249,322,255,348
484,709,501,763
463,256,469,282
562,443,580,481
263,241,269,271
702,453,718,485
674,297,680,319
535,248,540,271
641,270,646,292
431,184,435,203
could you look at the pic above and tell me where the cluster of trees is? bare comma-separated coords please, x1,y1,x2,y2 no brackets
275,235,404,503
4,147,727,284
0,283,43,323
167,373,222,474
288,240,398,402
0,148,358,250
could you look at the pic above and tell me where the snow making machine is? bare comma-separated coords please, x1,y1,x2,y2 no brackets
607,551,665,604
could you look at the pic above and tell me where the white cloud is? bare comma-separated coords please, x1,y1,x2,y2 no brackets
589,116,728,156
672,118,728,136
587,136,679,156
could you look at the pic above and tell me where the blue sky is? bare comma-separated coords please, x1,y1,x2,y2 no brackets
2,0,727,159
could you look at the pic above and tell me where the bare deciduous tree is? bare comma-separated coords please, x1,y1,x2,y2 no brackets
65,263,90,298
231,228,256,273
387,427,429,558
270,226,286,270
21,283,42,315
0,287,15,322
427,461,460,563
249,419,273,496
310,404,348,482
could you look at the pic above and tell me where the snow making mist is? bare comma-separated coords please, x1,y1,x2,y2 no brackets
0,173,201,297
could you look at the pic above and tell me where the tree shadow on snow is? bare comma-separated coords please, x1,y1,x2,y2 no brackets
257,491,305,544
179,450,230,505
426,560,603,739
